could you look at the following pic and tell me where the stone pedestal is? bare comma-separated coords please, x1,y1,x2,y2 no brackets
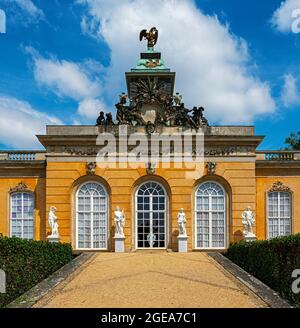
47,235,60,243
178,235,188,253
114,235,125,253
244,233,256,243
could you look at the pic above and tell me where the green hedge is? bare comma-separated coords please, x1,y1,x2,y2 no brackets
0,237,73,308
226,234,300,307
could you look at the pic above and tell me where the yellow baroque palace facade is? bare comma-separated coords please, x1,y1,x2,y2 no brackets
1,37,300,252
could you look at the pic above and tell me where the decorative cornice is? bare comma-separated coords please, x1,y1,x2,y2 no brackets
47,144,256,157
9,182,31,193
269,181,291,193
66,147,99,156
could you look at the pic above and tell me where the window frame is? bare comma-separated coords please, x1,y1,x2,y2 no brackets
194,181,227,250
135,181,168,250
9,192,35,240
267,191,293,240
75,182,109,251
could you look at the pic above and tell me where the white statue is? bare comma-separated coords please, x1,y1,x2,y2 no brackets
114,207,125,237
177,208,187,236
242,206,255,237
48,206,59,238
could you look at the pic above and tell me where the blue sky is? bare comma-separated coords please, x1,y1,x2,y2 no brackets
0,0,299,150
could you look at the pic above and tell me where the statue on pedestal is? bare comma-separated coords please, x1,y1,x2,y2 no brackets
48,206,59,238
177,208,187,236
114,207,125,237
242,206,256,238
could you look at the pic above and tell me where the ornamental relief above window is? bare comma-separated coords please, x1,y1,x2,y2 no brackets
9,182,32,194
269,181,292,193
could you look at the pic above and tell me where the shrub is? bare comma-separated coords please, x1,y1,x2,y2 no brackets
226,234,300,307
0,237,73,308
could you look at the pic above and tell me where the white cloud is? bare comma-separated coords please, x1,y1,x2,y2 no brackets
281,73,300,106
27,51,101,101
25,47,107,121
78,0,275,124
0,95,61,149
78,98,107,119
8,0,45,22
271,0,300,33
80,15,100,40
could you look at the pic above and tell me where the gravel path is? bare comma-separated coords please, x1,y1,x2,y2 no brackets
34,252,266,308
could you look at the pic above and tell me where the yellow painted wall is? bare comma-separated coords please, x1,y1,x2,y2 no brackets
2,162,299,251
1,161,299,251
46,161,257,251
256,168,300,239
0,177,46,240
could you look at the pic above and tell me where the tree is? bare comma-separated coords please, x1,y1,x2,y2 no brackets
285,131,300,150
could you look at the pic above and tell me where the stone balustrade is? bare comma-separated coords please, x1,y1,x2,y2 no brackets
256,151,300,161
0,151,46,161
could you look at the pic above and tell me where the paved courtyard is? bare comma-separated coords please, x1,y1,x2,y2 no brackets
34,252,266,308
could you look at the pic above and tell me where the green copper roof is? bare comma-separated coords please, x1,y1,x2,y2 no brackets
131,50,170,72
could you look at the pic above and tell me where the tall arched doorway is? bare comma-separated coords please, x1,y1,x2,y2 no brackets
195,181,226,249
76,182,108,250
135,181,167,249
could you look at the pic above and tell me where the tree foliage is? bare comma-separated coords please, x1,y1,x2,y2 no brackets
285,131,300,150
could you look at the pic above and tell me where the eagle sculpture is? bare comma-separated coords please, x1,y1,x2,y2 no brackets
139,27,158,49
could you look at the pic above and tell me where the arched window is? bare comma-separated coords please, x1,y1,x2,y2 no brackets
136,182,167,249
76,182,108,250
268,192,292,239
195,182,226,249
10,192,34,239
